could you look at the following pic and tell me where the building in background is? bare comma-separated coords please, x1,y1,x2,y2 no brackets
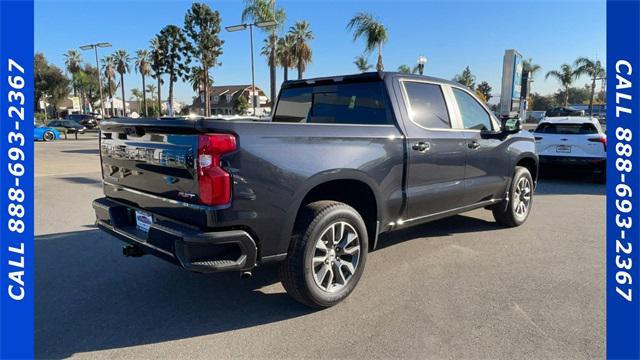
191,85,271,116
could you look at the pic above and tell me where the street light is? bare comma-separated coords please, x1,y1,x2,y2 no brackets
226,20,277,116
80,42,112,118
416,55,427,75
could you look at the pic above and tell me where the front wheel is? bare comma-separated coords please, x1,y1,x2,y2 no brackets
280,201,368,308
43,131,55,142
492,166,534,227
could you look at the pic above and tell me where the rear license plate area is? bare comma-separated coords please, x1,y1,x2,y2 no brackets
556,145,571,153
135,210,153,233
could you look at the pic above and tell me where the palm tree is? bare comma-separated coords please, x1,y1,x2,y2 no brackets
347,12,388,72
101,55,117,117
522,58,541,107
130,88,144,103
289,21,313,80
150,36,165,116
353,55,372,72
112,50,131,116
574,57,606,116
276,34,295,82
260,35,279,76
242,0,286,104
63,49,83,97
189,67,213,114
398,64,419,74
135,49,151,116
545,64,576,107
146,84,157,101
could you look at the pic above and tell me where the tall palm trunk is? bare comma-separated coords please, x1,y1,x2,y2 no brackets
204,66,210,117
564,85,569,107
588,78,596,116
157,76,162,117
168,74,175,116
120,73,127,116
270,32,277,107
283,67,288,82
297,58,303,80
142,74,148,117
376,44,384,72
108,79,115,116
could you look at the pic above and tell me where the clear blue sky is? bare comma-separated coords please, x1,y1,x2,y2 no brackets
35,0,605,104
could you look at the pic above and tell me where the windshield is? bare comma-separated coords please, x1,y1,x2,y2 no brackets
535,122,598,134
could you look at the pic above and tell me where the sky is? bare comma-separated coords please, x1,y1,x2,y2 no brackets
35,0,606,105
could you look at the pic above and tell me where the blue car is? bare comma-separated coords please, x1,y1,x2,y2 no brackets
34,124,61,142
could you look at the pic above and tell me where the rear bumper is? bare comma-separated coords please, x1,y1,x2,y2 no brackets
539,155,605,170
93,197,257,273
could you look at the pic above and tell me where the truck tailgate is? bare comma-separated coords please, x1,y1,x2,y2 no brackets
100,118,201,204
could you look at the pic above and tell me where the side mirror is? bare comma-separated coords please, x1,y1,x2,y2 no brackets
501,117,522,133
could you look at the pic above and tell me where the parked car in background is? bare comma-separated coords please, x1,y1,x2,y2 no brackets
65,114,98,128
93,72,538,308
34,124,61,142
47,119,86,134
533,116,606,182
544,107,585,118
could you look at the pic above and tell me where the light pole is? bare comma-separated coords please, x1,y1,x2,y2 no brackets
226,20,277,116
80,42,112,118
416,55,427,75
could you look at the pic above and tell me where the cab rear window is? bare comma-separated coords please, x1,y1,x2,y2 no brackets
535,123,598,134
273,81,391,125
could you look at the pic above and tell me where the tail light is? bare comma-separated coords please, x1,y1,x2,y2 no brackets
197,134,237,206
588,136,607,151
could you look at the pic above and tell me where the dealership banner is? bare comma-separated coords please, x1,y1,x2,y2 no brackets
607,0,640,359
0,0,35,358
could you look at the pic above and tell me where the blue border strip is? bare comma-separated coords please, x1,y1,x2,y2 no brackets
0,0,35,358
607,1,640,359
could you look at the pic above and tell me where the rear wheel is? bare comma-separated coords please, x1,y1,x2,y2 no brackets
43,131,55,142
492,166,534,227
280,201,368,308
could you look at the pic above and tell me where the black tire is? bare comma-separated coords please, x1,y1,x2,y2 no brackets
43,131,55,142
492,166,534,227
280,201,368,308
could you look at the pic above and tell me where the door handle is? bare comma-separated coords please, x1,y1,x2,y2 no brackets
412,141,430,152
468,141,480,150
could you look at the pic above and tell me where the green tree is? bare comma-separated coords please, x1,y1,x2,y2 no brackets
63,49,82,97
453,66,476,89
545,64,576,107
353,55,372,72
234,95,250,115
130,88,144,103
347,12,388,71
112,49,131,115
135,49,151,116
574,57,606,116
184,3,224,117
35,53,71,117
522,58,541,107
150,36,165,116
476,81,492,103
189,66,213,114
289,20,313,79
529,92,557,111
398,64,419,74
242,0,286,105
553,86,591,106
101,55,117,116
276,34,295,81
157,25,192,115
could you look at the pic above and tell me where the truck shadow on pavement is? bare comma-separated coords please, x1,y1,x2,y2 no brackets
35,230,312,358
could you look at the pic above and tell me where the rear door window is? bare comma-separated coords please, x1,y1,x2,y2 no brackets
273,81,390,125
452,88,493,131
402,82,451,129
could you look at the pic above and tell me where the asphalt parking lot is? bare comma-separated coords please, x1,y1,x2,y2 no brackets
35,137,605,359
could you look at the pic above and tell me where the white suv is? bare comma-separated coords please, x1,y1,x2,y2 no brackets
533,116,606,182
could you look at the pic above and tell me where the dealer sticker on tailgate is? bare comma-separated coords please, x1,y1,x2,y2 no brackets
135,210,153,233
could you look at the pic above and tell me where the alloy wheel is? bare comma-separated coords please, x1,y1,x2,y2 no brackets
311,221,361,293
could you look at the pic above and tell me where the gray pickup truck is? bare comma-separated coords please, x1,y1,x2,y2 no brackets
93,72,537,308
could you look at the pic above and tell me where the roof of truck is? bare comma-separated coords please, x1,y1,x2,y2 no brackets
282,71,463,89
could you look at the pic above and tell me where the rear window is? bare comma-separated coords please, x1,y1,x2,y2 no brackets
535,123,598,134
273,81,391,125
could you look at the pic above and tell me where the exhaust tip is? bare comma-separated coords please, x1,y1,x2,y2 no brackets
240,271,252,279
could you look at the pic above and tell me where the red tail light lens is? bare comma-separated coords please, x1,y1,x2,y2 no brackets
588,136,607,151
198,134,237,206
